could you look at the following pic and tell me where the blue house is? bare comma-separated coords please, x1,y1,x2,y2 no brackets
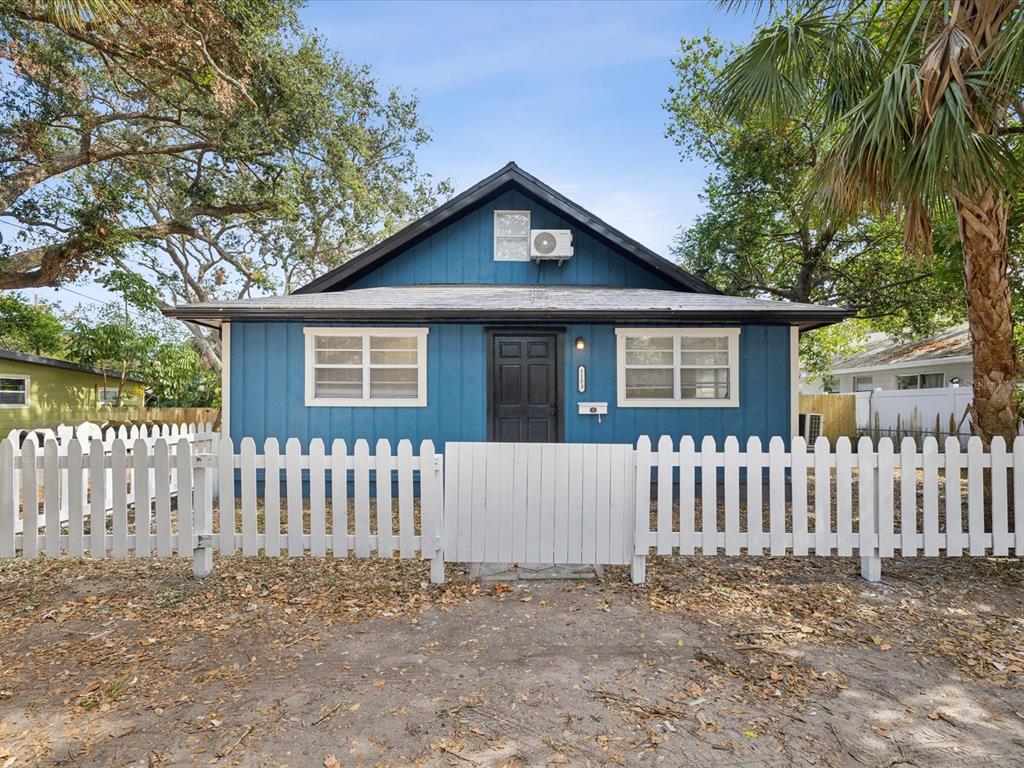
167,164,851,450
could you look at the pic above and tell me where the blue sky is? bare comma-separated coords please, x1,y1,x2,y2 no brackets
26,1,761,311
304,0,759,254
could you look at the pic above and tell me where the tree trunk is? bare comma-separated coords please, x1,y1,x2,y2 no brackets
954,187,1020,446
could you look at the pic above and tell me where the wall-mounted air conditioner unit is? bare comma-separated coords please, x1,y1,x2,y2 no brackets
530,229,573,264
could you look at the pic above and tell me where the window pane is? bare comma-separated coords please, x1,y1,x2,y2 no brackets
495,236,528,261
920,373,944,389
370,368,418,399
896,375,919,390
680,350,728,367
853,376,874,392
495,212,529,237
370,336,418,365
315,368,362,398
0,391,25,405
0,377,25,393
315,335,362,365
681,368,729,399
625,336,674,366
625,368,673,399
680,336,728,351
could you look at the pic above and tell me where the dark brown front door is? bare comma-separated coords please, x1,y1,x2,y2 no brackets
489,333,561,442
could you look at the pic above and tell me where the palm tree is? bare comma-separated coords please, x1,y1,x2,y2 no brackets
717,1,1024,445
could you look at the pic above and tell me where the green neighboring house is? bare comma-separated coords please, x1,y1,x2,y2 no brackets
0,349,147,432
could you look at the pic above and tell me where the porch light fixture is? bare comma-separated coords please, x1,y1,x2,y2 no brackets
575,336,585,351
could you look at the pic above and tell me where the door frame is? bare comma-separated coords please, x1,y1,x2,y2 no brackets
485,327,566,442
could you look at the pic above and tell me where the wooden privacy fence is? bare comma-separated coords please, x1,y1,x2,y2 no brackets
1,434,1021,585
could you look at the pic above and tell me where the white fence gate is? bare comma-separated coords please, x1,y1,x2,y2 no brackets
1,433,1021,585
444,442,635,565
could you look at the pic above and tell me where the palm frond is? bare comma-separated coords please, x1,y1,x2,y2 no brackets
715,12,878,125
25,0,133,32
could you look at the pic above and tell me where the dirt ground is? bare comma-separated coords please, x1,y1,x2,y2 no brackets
1,554,1022,768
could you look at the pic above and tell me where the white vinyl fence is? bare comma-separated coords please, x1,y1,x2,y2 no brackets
1,433,1020,584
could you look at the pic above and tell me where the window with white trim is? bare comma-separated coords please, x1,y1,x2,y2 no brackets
493,210,531,261
304,328,428,407
852,375,874,392
0,375,28,407
897,372,945,390
615,328,740,407
98,386,120,405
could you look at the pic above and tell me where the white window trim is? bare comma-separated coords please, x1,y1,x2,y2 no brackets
303,327,428,407
615,328,741,408
493,210,531,262
0,374,30,409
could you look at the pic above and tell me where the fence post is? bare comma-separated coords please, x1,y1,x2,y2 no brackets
631,436,651,585
860,438,882,583
428,448,445,585
192,448,214,579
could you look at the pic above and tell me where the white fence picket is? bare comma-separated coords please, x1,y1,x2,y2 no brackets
354,440,371,558
176,438,192,558
218,436,236,556
768,437,786,556
877,438,895,558
791,436,808,557
922,437,940,556
1,440,15,558
21,440,38,559
990,437,1010,557
656,436,673,555
745,437,763,556
286,438,302,558
397,440,415,559
723,437,740,556
375,439,393,558
241,438,258,556
835,438,853,556
134,438,151,556
813,436,831,556
1015,437,1024,556
701,436,718,556
945,437,964,557
154,439,172,557
67,439,85,557
967,437,985,556
111,440,128,557
90,439,107,558
44,440,60,557
264,438,282,557
679,435,696,555
309,439,327,557
331,439,348,557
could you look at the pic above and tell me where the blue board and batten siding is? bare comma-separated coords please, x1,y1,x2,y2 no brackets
345,190,676,290
229,321,791,449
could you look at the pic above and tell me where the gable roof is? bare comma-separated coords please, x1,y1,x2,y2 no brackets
0,348,148,383
164,285,854,331
830,324,971,374
295,162,719,295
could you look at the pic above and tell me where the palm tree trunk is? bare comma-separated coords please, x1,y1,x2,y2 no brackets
954,186,1020,446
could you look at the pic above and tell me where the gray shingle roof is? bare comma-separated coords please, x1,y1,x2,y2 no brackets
831,324,971,372
163,285,852,330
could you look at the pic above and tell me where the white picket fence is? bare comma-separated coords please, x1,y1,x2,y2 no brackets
3,422,215,536
0,433,1020,585
632,434,1024,583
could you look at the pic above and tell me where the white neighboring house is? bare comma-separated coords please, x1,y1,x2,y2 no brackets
826,324,972,393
